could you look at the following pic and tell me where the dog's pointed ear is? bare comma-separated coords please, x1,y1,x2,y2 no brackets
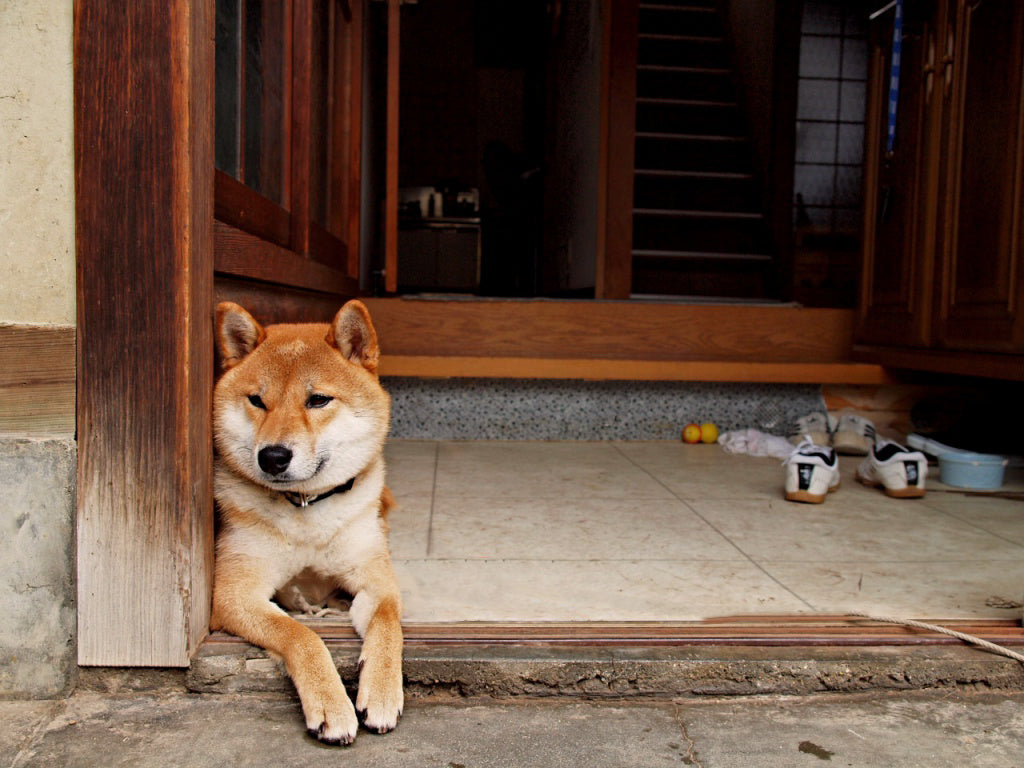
216,302,266,369
327,300,380,375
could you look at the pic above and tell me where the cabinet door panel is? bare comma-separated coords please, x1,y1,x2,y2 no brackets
936,0,1024,351
858,9,937,347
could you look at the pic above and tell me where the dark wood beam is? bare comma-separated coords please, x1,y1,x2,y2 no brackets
74,0,214,666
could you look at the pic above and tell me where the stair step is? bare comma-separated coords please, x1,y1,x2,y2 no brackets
638,96,737,108
638,35,728,68
639,3,717,11
635,169,752,179
632,262,771,298
638,7,721,38
636,131,747,142
633,170,759,210
188,635,1008,699
635,133,751,173
636,99,745,136
638,64,729,75
633,208,763,220
634,209,769,254
640,32,724,43
633,249,772,262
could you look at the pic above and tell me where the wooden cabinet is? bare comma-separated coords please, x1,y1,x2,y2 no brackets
858,0,1024,377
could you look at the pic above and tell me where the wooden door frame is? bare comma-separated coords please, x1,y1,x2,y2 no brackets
597,0,638,299
75,0,215,665
74,0,364,666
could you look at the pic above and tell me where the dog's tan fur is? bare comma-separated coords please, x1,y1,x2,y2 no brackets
210,300,403,746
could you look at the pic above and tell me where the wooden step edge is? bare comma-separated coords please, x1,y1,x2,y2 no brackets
633,207,763,220
637,64,730,74
637,96,738,108
636,131,748,143
639,32,724,43
630,253,770,266
635,169,753,180
377,355,894,384
639,3,718,13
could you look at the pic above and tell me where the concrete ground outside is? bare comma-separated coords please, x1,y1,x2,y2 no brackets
4,688,1024,767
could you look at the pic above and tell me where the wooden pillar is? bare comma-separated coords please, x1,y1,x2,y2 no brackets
384,0,401,293
74,0,215,666
597,0,638,299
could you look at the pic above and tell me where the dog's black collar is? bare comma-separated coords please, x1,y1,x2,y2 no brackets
280,476,356,508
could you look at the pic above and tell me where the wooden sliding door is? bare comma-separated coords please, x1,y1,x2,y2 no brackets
214,0,363,315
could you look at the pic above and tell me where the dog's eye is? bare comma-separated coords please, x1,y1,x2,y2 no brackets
306,394,333,409
247,394,267,410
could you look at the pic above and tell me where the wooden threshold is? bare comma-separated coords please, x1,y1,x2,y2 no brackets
364,298,893,384
204,618,1024,649
378,355,892,384
365,298,867,363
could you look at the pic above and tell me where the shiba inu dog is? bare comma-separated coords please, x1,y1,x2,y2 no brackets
210,300,403,746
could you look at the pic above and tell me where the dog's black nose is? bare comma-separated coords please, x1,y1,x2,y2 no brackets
258,445,293,476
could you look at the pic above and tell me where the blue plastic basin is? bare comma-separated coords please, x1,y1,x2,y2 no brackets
938,451,1008,490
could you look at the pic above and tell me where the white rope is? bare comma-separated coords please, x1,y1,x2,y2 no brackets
846,611,1024,664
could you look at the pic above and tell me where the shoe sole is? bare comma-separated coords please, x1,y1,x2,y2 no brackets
784,480,841,504
856,474,926,498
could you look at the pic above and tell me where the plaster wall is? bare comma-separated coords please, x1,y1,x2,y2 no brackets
0,0,76,326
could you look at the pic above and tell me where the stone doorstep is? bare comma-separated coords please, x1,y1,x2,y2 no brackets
185,642,1024,699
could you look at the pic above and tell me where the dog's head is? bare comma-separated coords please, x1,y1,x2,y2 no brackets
213,300,390,494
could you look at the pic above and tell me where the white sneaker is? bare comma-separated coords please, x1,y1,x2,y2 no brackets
833,411,876,455
789,412,836,447
856,440,928,498
783,439,840,503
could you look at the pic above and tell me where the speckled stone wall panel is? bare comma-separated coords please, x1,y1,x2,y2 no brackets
383,378,825,440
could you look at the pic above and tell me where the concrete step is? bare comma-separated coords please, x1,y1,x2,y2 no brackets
187,638,1024,699
16,688,1024,767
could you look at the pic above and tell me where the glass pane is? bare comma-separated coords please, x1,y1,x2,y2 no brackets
244,0,287,205
309,0,331,228
215,0,241,176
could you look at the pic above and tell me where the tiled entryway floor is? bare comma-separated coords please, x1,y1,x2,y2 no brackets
384,440,1024,623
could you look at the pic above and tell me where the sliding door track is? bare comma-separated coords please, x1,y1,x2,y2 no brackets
204,616,1024,649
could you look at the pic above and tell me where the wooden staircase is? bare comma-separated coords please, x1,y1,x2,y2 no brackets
631,0,776,299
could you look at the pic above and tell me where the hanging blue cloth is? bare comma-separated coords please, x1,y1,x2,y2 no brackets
886,0,903,155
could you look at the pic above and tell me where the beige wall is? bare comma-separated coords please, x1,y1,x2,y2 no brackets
0,1,75,326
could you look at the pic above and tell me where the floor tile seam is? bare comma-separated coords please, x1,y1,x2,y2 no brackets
610,444,817,612
426,492,683,501
425,441,441,557
750,557,1024,565
393,557,758,563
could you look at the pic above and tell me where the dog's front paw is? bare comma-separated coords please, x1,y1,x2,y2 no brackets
303,687,359,746
355,659,404,734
